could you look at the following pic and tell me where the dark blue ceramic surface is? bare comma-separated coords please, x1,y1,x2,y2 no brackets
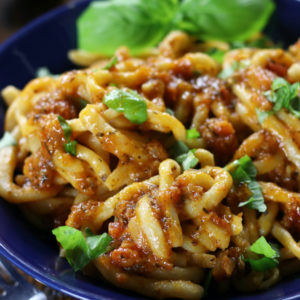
0,1,300,299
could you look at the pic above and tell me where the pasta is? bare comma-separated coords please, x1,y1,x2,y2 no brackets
2,30,300,299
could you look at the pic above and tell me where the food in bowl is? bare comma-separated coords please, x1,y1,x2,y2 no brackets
1,0,300,299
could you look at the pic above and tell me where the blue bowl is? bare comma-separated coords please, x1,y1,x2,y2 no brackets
1,1,300,299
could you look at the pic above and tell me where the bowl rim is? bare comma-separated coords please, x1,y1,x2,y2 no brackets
1,1,300,300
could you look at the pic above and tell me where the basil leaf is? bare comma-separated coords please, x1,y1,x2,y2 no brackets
169,141,190,158
218,60,251,79
244,236,279,272
256,108,273,124
186,128,200,139
237,155,257,179
0,132,17,149
86,232,112,260
272,77,289,91
239,181,266,212
103,88,147,124
102,56,118,70
58,116,72,141
58,116,78,156
250,236,278,257
218,61,239,79
52,226,112,272
244,256,278,272
206,48,225,64
77,0,179,55
263,78,300,118
178,0,274,42
36,67,59,79
176,149,198,171
64,141,78,156
230,155,266,213
52,226,90,271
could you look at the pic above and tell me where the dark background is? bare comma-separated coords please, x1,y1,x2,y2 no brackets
0,0,72,43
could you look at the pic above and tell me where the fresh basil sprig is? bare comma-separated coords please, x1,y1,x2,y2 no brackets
257,78,300,123
243,236,279,272
0,132,17,149
77,0,179,55
103,88,147,124
77,0,274,56
58,116,78,156
52,226,112,271
227,155,266,212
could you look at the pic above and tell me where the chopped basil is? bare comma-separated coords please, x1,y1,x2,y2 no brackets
186,128,200,139
169,141,190,158
176,149,198,171
102,56,118,70
58,116,72,141
103,88,147,124
243,236,279,272
0,132,17,149
262,78,300,119
77,0,274,56
256,108,273,124
169,141,199,170
206,48,225,64
165,108,175,116
229,155,266,212
64,141,78,157
58,116,77,156
52,226,112,271
218,60,250,79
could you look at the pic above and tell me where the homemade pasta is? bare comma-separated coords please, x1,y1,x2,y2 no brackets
2,31,300,299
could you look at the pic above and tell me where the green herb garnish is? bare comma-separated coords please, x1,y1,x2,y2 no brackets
206,48,225,64
229,155,266,212
218,60,250,79
64,141,78,157
52,226,112,271
169,141,190,158
0,132,17,149
77,0,274,56
169,141,198,170
178,0,274,42
257,78,300,123
176,149,198,170
186,128,201,139
243,236,279,272
103,88,147,124
77,0,178,55
58,116,77,156
102,56,118,70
